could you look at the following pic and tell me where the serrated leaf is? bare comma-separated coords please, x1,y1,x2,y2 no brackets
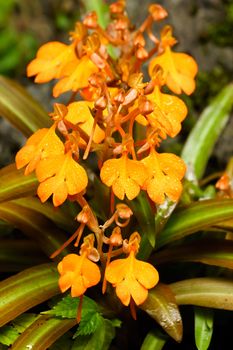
182,83,233,179
171,277,233,310
140,283,183,342
194,307,214,350
152,238,233,269
71,319,115,350
44,294,99,320
0,325,19,346
157,199,233,247
0,163,37,203
140,329,167,350
0,75,51,136
73,313,103,337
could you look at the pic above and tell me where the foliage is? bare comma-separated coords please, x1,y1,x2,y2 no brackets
0,1,232,349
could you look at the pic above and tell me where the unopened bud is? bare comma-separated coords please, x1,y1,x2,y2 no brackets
95,95,107,110
109,227,123,246
83,11,98,28
149,4,168,21
76,205,91,224
136,46,148,60
138,96,154,115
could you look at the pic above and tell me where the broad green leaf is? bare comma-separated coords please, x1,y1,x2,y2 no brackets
140,329,167,350
140,283,183,342
0,239,47,272
157,199,233,247
71,318,115,350
194,307,214,350
11,315,76,350
170,277,233,310
182,83,233,179
152,238,233,269
0,325,19,346
0,76,51,136
0,201,70,258
0,263,59,327
0,163,37,203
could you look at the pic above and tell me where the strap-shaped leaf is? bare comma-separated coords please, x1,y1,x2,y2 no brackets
194,307,214,350
157,199,233,247
0,201,70,258
0,263,59,327
170,277,233,310
140,283,183,342
11,315,75,350
0,163,37,203
0,239,48,272
0,75,51,136
182,83,233,179
152,238,233,269
140,330,167,350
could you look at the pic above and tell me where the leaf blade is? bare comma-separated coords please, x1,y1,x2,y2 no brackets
181,83,233,179
157,199,233,247
0,76,51,136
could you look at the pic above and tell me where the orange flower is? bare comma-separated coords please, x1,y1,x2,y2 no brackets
149,27,198,95
36,151,88,206
15,125,64,175
136,85,187,138
58,235,101,297
53,55,99,97
27,42,77,83
105,232,159,306
100,153,148,200
65,101,105,144
142,149,186,204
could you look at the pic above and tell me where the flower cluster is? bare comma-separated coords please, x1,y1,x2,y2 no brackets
15,1,197,318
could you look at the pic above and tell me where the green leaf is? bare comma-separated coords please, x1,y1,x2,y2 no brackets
181,83,233,179
0,263,59,327
170,277,233,310
12,313,39,333
0,201,70,258
157,199,233,247
71,318,115,350
194,307,214,350
44,294,99,320
0,75,51,136
73,313,103,337
140,283,183,342
0,325,19,346
140,329,167,350
13,197,77,232
128,192,156,257
49,332,73,350
0,163,37,203
11,315,76,350
0,239,47,272
152,238,233,269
